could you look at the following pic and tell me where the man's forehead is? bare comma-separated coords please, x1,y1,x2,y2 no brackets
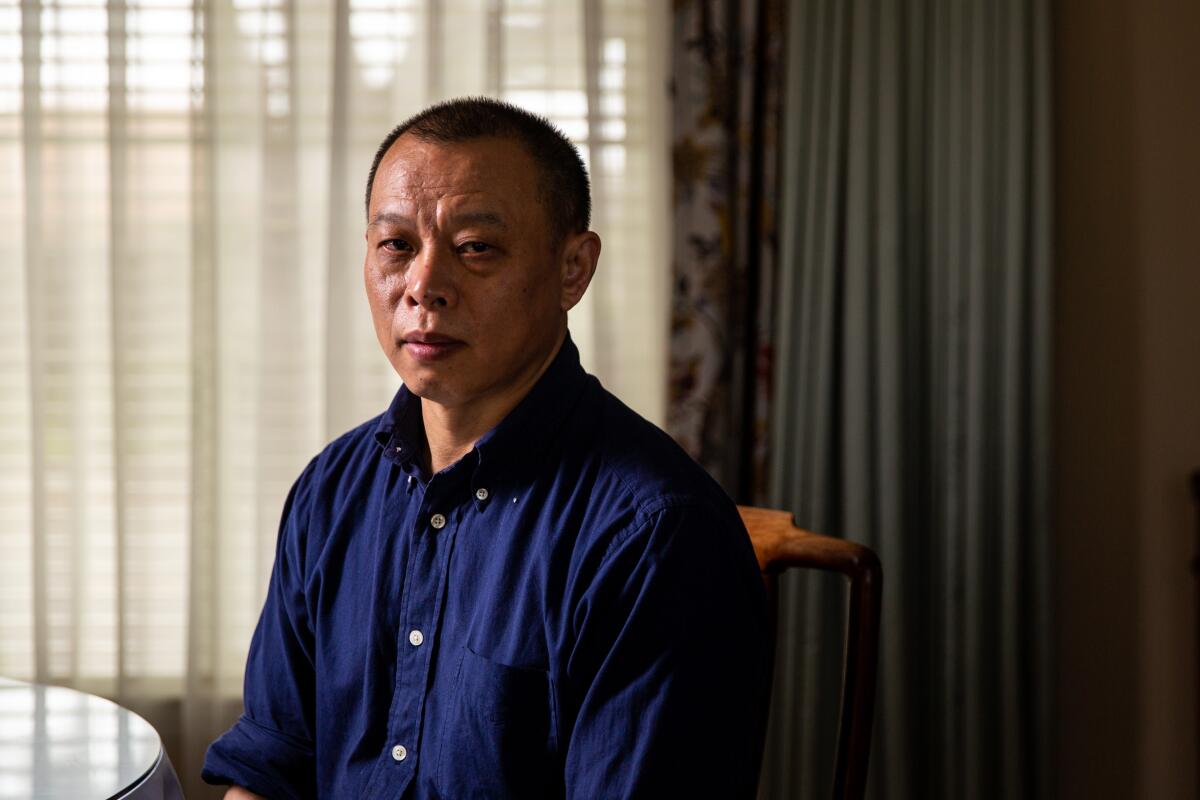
371,136,536,213
381,135,529,181
375,157,489,196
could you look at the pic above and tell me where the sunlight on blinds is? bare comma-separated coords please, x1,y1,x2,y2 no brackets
1,0,669,701
0,0,30,680
26,1,122,687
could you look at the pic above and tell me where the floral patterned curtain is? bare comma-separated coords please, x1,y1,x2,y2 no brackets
668,0,784,502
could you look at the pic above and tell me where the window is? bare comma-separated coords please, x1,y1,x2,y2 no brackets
0,0,669,691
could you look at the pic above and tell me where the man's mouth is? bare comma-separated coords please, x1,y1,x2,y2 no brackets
401,331,464,362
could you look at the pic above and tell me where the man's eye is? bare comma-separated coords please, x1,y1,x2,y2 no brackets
381,239,412,253
459,241,493,255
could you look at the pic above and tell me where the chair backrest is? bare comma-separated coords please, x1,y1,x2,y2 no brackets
1191,470,1200,797
737,505,882,800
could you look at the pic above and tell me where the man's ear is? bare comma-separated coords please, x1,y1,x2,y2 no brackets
559,231,601,312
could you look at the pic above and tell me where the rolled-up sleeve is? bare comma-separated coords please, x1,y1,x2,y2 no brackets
202,459,319,800
563,499,772,799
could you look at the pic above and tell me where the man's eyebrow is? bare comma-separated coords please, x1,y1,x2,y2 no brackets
368,211,414,229
368,211,508,229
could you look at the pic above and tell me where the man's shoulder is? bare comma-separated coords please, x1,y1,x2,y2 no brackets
561,381,758,596
288,411,390,512
577,381,734,524
313,412,390,474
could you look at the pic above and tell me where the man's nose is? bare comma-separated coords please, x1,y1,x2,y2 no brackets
403,244,457,310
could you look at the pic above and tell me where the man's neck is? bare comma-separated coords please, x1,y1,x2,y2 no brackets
418,413,486,477
418,332,566,475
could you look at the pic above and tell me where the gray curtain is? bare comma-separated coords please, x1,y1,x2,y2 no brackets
761,1,1053,798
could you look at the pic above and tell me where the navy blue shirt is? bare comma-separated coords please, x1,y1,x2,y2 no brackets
202,335,770,799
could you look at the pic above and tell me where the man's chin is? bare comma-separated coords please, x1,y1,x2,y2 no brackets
394,369,461,407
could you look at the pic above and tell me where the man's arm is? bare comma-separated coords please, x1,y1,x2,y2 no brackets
563,501,772,798
224,787,266,800
202,460,320,799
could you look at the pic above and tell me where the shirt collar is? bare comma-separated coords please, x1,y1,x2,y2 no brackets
373,332,590,479
474,332,589,473
373,379,425,468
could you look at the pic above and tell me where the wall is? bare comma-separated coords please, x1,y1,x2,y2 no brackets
1054,0,1200,797
1133,1,1200,794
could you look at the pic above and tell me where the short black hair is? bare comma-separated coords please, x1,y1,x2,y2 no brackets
364,97,591,241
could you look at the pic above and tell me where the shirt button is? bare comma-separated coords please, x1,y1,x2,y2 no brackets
391,744,407,761
408,629,424,646
475,487,489,501
430,513,446,530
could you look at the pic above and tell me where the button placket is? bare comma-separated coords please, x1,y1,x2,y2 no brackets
377,487,461,791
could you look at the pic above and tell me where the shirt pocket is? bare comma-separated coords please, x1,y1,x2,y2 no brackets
436,645,559,799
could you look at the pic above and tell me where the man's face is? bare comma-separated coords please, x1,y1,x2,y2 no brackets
364,135,594,412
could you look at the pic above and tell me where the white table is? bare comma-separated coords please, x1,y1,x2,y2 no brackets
0,678,184,799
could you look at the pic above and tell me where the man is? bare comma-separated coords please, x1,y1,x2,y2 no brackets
203,97,770,799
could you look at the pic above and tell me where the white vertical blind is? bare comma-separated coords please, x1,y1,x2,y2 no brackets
0,1,669,793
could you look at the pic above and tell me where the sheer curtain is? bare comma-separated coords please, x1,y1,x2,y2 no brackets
0,1,669,795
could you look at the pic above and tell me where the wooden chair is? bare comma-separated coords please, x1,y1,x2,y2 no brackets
737,506,883,800
1190,469,1200,797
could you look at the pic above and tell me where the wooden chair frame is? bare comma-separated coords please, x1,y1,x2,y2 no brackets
737,506,883,800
